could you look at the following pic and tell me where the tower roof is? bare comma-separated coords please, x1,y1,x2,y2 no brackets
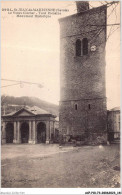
59,4,107,23
76,1,89,13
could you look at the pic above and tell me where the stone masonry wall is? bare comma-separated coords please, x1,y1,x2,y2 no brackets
59,5,107,144
59,6,107,101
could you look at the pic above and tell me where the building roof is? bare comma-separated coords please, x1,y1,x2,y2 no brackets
29,106,50,115
109,107,120,112
4,110,18,116
2,106,55,117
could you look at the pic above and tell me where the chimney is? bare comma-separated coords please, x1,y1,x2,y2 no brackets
76,1,89,13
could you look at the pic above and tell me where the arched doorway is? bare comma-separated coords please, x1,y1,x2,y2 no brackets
37,122,46,143
6,123,14,143
21,122,29,143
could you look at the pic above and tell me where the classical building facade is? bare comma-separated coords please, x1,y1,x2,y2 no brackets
59,2,107,143
1,106,57,144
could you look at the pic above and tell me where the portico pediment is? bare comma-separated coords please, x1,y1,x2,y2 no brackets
12,108,35,117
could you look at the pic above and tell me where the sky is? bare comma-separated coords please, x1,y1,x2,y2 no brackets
1,1,120,109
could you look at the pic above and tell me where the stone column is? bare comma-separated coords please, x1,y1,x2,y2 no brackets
53,121,55,141
31,121,33,140
46,121,50,144
13,122,17,144
2,121,6,144
33,121,37,144
29,121,33,144
17,121,21,144
50,121,52,140
50,121,55,143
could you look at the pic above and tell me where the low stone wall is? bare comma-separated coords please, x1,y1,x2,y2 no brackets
85,132,107,145
59,132,107,146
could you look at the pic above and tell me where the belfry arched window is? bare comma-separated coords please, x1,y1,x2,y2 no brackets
82,38,88,55
76,39,81,56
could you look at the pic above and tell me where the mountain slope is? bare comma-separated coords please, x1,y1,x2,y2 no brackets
1,95,59,116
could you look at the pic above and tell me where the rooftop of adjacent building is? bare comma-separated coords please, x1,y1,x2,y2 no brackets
29,106,49,115
108,106,120,112
2,106,56,118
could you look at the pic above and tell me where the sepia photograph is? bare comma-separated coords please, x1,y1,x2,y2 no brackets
1,0,121,193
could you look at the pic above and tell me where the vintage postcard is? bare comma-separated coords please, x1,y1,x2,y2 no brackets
1,1,121,194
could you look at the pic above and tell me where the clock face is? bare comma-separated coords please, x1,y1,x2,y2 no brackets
91,45,96,51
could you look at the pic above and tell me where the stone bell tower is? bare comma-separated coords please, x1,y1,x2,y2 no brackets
59,1,107,144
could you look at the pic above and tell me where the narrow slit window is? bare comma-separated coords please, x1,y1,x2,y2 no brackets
75,104,78,110
76,39,81,56
88,104,91,110
82,38,88,55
